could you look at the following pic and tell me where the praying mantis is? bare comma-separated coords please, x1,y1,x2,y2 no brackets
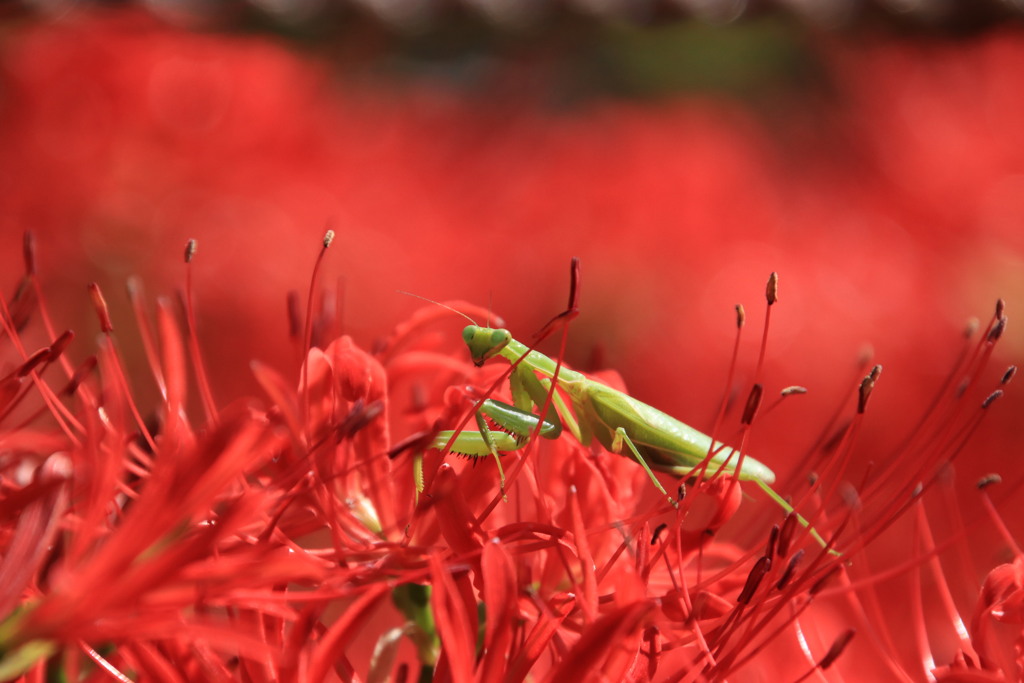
424,260,832,550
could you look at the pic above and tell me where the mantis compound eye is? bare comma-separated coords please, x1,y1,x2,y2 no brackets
488,329,511,350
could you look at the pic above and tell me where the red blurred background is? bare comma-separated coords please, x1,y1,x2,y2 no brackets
0,6,1021,548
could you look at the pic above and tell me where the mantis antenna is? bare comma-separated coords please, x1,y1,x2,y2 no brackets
396,290,479,326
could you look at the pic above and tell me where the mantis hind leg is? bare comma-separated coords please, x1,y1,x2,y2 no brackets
612,428,836,552
751,478,836,553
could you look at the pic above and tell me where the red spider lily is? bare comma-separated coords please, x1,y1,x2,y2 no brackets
0,10,1022,681
0,232,1018,681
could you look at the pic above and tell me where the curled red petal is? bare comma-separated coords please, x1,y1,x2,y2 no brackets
969,556,1024,676
430,552,475,683
478,540,516,681
431,464,486,560
545,601,653,682
305,584,390,683
156,298,186,437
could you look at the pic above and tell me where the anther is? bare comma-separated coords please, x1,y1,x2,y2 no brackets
775,549,804,590
765,272,779,305
987,316,1007,342
818,629,855,669
88,283,113,333
982,390,1003,409
810,566,840,596
63,357,97,396
976,473,1002,490
737,556,771,605
47,330,74,361
17,348,50,377
857,365,882,414
778,512,798,558
742,383,763,425
765,524,779,559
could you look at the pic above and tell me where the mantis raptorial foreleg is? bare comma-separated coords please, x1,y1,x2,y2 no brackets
434,395,561,492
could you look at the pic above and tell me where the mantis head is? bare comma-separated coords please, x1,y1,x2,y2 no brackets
462,325,511,366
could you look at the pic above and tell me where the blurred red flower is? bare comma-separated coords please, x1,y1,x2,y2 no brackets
0,7,1022,681
0,231,1017,680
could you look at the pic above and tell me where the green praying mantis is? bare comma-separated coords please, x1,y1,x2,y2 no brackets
424,261,832,550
